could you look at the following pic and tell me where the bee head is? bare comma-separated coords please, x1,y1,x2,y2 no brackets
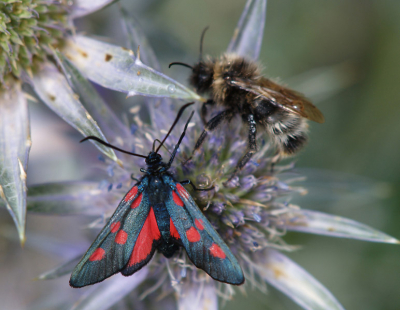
190,60,214,93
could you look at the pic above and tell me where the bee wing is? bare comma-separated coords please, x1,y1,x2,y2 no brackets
165,183,244,285
230,78,325,123
70,183,157,287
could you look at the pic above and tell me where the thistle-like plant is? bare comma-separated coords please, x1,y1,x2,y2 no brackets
23,1,399,310
0,0,203,245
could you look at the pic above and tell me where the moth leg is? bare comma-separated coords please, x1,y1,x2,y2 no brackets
225,114,258,185
130,174,140,182
200,99,215,124
180,179,214,191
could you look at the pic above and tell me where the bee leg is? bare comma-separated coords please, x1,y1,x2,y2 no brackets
130,174,140,182
193,110,232,155
225,114,258,185
200,99,215,124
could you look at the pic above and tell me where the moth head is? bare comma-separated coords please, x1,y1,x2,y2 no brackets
146,152,162,165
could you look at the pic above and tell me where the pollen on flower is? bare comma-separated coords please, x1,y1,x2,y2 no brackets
105,54,113,62
271,265,286,279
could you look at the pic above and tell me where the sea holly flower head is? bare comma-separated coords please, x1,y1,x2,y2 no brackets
0,0,202,245
0,0,69,88
27,1,399,310
0,0,119,245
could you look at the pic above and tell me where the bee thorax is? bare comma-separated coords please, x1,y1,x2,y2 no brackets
213,54,260,104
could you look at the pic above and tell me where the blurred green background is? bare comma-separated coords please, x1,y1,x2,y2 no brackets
1,0,400,309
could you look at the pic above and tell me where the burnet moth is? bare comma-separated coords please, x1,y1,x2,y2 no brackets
70,102,244,287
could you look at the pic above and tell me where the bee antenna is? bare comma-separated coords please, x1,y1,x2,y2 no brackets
155,102,195,154
168,62,193,69
80,136,147,159
199,26,209,61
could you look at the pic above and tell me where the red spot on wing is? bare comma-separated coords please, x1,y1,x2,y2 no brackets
110,221,121,233
128,208,160,267
186,226,201,242
170,218,180,239
124,186,138,202
176,183,190,199
131,193,143,209
172,191,184,207
115,230,128,244
195,219,204,230
209,243,226,259
89,248,105,261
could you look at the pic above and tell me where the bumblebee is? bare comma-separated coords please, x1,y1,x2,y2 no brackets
170,29,324,180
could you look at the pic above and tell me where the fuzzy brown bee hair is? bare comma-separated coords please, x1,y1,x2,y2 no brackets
170,29,324,182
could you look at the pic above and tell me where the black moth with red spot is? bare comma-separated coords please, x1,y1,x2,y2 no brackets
69,103,244,287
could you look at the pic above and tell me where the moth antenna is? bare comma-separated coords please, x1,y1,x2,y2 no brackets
81,136,147,158
199,26,209,61
168,62,193,69
175,111,195,150
155,102,195,154
166,110,195,167
154,139,186,163
153,139,170,154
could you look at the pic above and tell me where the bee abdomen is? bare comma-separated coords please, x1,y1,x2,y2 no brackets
271,120,300,135
281,134,308,155
265,114,309,156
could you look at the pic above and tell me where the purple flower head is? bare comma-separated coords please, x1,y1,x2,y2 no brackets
22,1,399,310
